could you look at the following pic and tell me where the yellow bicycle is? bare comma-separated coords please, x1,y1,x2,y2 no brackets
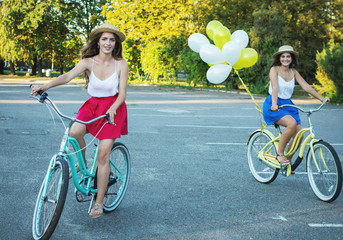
247,100,342,202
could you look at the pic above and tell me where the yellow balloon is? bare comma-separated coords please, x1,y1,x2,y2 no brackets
206,20,223,40
234,48,258,69
213,26,231,50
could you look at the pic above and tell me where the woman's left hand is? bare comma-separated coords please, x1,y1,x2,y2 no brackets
322,97,330,104
106,108,116,124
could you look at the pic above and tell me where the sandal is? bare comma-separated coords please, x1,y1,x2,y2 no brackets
276,153,290,165
89,203,103,218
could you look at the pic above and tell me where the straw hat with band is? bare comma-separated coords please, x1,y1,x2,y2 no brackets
273,45,298,58
89,24,126,42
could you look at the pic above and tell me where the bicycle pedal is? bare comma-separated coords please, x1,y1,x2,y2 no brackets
280,164,291,176
76,191,91,202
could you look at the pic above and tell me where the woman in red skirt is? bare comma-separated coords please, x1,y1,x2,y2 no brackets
31,24,128,218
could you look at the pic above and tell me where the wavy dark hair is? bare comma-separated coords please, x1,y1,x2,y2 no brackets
270,52,298,69
81,31,123,89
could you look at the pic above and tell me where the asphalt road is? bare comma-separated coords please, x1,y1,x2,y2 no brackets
1,80,343,240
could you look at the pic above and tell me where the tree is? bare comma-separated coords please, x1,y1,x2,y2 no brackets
140,34,186,82
65,0,109,40
103,0,196,81
0,0,107,76
180,49,208,86
315,42,343,102
0,0,27,74
103,0,196,43
191,0,264,32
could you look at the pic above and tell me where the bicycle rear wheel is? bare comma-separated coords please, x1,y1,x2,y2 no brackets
32,157,69,240
247,130,279,184
95,142,131,213
307,141,342,202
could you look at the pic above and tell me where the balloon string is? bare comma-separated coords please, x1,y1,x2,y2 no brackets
234,68,266,129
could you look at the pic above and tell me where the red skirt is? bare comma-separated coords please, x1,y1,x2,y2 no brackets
76,95,128,139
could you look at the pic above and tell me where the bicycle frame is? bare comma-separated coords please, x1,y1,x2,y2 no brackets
31,91,114,196
63,127,125,197
32,89,131,240
257,100,328,174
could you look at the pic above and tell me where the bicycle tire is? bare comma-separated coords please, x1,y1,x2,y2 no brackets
247,130,279,184
94,142,131,213
307,141,342,202
32,157,69,240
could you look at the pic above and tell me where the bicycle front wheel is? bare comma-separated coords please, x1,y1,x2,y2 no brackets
247,130,279,184
307,141,342,202
103,142,131,213
32,157,69,240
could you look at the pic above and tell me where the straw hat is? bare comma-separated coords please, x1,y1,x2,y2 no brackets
273,45,298,57
89,24,126,42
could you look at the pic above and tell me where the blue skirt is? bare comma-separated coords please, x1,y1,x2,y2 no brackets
263,95,301,125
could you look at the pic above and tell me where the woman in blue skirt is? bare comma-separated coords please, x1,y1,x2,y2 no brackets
263,45,329,168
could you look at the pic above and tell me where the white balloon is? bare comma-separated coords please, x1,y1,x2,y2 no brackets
222,41,241,66
206,64,232,84
188,33,210,53
231,30,249,49
199,44,225,64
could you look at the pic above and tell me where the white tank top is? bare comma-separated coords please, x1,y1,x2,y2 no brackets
87,58,119,97
268,69,295,99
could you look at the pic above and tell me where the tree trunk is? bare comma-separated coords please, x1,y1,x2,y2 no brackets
32,55,37,75
37,58,43,76
0,59,4,74
9,61,16,75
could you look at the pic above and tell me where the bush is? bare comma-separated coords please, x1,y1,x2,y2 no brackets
315,42,343,103
140,35,186,82
180,49,208,87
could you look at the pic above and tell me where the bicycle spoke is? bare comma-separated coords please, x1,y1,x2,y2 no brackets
307,141,342,202
248,130,279,184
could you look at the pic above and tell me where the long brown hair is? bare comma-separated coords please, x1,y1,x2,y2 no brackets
270,52,298,69
81,32,123,89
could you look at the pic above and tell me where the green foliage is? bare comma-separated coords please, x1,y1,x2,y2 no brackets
1,0,343,93
104,0,196,43
180,49,208,87
123,38,142,81
66,0,108,40
315,42,343,103
140,40,164,82
140,35,186,82
0,0,105,75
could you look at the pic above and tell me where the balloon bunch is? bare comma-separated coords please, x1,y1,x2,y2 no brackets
188,20,258,84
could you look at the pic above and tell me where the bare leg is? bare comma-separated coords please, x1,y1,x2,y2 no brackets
275,115,297,163
90,138,115,218
286,124,303,174
286,124,303,162
69,123,88,176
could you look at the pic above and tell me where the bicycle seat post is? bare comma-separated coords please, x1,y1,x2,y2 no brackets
274,123,282,134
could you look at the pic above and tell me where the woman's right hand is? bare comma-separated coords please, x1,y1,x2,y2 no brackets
30,84,46,95
271,105,279,111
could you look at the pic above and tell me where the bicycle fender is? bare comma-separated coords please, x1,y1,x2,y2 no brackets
305,139,322,172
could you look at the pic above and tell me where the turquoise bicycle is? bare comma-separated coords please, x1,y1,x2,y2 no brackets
31,90,131,240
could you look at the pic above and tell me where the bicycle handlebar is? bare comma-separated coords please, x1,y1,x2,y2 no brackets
279,98,328,114
30,85,112,125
